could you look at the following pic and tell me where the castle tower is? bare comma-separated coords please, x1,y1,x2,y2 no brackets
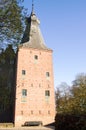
14,8,55,127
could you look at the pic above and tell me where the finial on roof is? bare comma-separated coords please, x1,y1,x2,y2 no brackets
32,0,34,14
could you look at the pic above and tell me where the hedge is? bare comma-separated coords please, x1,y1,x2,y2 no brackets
55,114,86,130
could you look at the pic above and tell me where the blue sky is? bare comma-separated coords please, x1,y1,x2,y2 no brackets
23,0,86,88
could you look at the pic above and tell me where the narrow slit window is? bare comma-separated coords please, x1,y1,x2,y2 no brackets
39,84,41,87
21,111,23,115
39,111,41,114
48,111,50,114
31,84,33,87
31,111,33,114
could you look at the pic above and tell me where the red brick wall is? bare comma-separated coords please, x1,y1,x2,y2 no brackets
14,47,55,127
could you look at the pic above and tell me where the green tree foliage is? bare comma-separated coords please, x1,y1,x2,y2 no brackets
71,74,86,114
55,74,86,130
0,0,26,47
56,73,86,114
56,82,71,114
0,45,16,112
55,114,86,130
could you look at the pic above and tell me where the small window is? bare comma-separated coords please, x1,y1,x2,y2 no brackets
45,90,50,96
22,70,26,75
22,89,27,96
46,72,50,77
34,55,38,60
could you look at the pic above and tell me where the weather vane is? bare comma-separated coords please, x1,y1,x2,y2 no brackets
32,0,34,13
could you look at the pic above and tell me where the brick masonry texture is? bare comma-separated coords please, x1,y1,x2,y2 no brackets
14,47,55,127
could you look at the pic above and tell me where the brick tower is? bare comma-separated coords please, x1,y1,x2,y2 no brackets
14,9,55,127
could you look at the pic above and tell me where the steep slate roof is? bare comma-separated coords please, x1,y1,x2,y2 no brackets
20,11,52,51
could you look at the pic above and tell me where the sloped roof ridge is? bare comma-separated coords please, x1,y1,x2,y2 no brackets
20,12,52,51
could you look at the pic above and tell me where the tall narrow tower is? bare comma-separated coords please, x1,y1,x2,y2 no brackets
14,8,55,127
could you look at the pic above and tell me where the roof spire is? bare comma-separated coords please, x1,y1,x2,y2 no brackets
32,0,34,14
